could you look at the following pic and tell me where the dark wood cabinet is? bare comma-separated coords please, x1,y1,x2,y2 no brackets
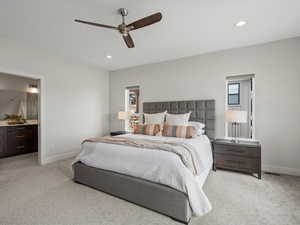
0,127,7,157
212,139,261,179
0,125,38,159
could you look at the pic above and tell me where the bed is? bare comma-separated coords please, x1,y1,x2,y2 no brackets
73,100,215,224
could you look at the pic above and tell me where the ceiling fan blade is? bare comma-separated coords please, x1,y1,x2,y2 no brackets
127,12,162,31
74,19,118,30
123,34,135,48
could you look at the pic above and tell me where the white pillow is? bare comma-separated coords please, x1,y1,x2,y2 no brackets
165,112,191,126
188,121,206,136
188,121,205,130
144,111,166,124
197,129,205,136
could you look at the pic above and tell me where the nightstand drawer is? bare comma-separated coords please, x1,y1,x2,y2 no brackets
215,154,258,172
214,144,259,158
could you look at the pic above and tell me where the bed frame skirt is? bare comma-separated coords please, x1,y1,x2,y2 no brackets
73,162,192,223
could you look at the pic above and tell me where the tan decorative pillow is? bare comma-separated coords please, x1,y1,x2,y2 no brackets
133,124,162,136
162,124,196,138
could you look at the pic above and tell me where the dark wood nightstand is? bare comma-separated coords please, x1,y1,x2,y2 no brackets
212,139,261,179
110,131,128,136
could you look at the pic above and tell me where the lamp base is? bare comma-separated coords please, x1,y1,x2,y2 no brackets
231,122,240,143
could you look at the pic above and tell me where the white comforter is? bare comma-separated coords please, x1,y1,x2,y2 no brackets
74,134,213,216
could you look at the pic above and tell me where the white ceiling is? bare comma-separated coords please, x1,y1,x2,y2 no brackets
1,0,300,71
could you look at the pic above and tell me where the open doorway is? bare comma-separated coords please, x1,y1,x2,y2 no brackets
225,74,255,140
0,72,41,163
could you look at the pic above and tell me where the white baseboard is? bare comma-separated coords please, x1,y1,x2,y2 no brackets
263,165,300,177
42,151,79,165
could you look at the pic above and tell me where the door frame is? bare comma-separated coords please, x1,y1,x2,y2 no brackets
0,67,45,165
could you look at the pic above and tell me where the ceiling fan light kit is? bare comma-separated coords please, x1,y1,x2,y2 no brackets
75,8,162,48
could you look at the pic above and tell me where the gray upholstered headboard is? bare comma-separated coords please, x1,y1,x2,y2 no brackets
143,100,215,139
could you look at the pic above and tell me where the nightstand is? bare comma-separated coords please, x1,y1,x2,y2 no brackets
110,131,128,136
212,139,261,179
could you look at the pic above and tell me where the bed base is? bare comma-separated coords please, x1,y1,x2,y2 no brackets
73,162,191,224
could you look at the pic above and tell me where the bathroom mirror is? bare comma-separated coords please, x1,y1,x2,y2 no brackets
0,89,38,121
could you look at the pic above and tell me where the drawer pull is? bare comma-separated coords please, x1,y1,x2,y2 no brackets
16,135,25,138
225,159,244,164
16,127,25,130
225,149,244,153
16,146,25,149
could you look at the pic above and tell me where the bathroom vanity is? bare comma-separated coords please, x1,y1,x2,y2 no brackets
0,122,38,158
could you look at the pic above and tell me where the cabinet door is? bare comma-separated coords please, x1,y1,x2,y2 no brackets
0,127,7,157
33,125,38,152
25,125,38,153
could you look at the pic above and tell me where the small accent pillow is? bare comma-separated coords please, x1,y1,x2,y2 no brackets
133,124,162,136
188,121,205,136
162,124,196,139
165,112,191,126
144,111,166,124
188,121,205,130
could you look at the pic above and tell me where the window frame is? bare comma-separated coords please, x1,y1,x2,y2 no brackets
227,82,240,105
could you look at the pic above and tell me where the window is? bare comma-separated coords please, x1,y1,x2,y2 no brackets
228,83,240,105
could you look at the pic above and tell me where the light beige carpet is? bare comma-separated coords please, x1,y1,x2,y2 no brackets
0,153,299,225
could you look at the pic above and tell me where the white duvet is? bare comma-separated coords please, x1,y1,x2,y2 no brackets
74,134,213,216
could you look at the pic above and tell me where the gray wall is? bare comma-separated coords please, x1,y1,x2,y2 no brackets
109,37,300,175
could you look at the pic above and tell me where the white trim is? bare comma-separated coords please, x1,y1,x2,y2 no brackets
124,88,129,132
42,151,79,165
252,77,256,139
263,165,300,177
0,67,45,165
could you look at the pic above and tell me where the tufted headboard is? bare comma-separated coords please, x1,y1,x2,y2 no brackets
143,100,215,139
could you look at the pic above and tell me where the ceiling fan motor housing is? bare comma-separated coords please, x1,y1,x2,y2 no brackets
118,24,130,36
119,8,128,17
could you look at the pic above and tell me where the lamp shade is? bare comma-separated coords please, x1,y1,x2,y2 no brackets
226,110,248,123
118,111,130,120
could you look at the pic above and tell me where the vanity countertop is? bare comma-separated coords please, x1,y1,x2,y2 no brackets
0,120,38,127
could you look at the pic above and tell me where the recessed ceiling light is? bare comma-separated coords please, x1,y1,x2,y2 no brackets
235,21,247,27
106,55,112,59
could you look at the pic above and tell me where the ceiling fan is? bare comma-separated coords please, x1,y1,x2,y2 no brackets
75,8,162,48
